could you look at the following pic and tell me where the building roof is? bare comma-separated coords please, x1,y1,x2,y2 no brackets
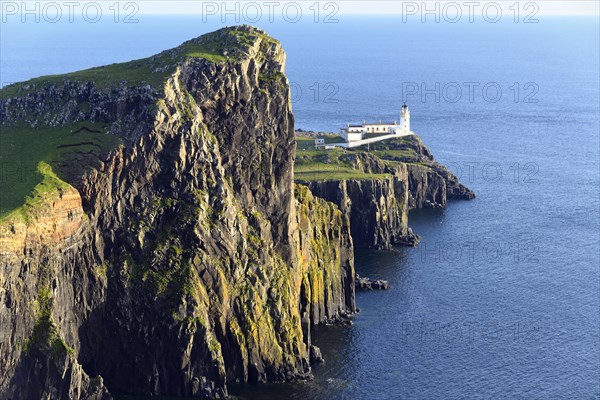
348,122,398,127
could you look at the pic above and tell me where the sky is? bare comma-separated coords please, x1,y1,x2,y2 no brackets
133,1,599,16
0,1,597,27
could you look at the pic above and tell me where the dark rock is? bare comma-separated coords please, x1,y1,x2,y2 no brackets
355,274,390,291
309,345,325,364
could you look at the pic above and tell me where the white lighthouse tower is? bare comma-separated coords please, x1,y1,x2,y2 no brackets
400,103,411,134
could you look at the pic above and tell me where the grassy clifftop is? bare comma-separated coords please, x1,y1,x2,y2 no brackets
294,134,429,183
0,123,120,221
295,147,392,181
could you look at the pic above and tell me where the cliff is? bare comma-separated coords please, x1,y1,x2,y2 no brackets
296,135,474,249
0,26,355,399
305,171,418,249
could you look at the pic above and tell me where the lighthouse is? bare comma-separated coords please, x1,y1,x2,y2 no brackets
400,103,411,134
339,103,414,143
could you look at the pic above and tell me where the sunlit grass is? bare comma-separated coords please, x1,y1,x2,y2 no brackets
0,122,120,221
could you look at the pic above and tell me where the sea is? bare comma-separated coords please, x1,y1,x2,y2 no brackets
1,11,599,400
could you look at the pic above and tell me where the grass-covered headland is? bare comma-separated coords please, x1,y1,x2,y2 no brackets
294,132,426,183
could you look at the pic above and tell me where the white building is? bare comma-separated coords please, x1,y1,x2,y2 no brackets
340,103,411,142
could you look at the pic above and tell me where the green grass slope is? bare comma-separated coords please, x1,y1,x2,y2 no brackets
0,123,120,221
293,134,428,182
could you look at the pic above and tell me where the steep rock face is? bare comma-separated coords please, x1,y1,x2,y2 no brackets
306,171,418,249
405,163,447,209
293,185,355,329
0,26,355,399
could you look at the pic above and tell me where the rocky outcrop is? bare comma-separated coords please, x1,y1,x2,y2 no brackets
308,345,324,364
355,274,389,291
405,163,447,209
428,162,476,200
0,26,355,399
299,136,474,249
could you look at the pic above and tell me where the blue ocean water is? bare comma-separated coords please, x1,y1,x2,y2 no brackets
2,14,599,400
